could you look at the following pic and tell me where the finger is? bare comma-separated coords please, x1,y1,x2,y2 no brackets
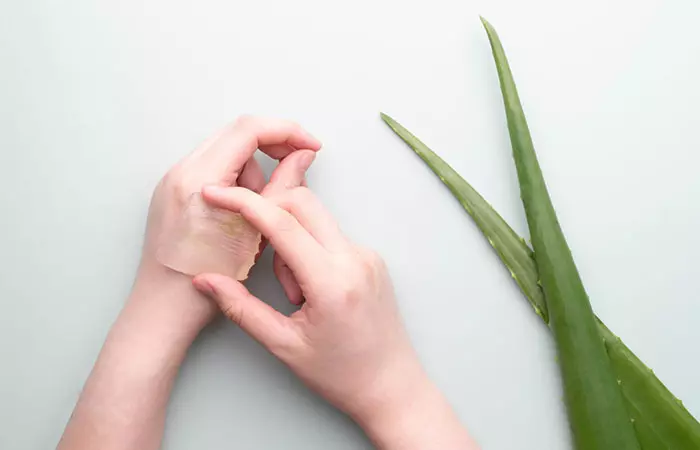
274,188,349,251
262,150,316,197
273,252,304,305
237,158,266,193
189,125,230,159
201,186,327,283
258,143,296,159
260,150,314,305
261,151,315,303
193,274,298,352
197,117,321,185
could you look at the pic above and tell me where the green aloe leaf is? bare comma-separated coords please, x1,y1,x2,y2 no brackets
380,112,548,324
380,115,700,448
480,17,639,449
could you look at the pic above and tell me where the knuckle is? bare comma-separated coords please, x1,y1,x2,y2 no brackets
358,247,385,273
327,248,385,307
230,115,260,149
337,277,361,303
159,167,180,189
363,248,383,264
232,114,255,129
288,120,303,134
278,187,312,210
290,186,313,202
333,259,369,303
159,168,190,202
223,302,245,327
271,210,297,233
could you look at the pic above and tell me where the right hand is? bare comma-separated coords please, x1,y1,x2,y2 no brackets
192,183,427,423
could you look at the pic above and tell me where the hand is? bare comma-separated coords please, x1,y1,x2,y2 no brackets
132,116,322,333
195,184,419,416
193,186,478,449
57,118,322,450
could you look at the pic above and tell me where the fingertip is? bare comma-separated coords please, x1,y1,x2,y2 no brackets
201,184,223,200
282,282,303,306
264,151,315,195
192,274,215,297
194,273,244,300
310,140,322,151
201,185,252,210
296,149,316,172
302,132,322,151
289,293,304,306
293,133,321,152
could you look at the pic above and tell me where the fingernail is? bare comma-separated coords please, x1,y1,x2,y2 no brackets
304,131,322,149
298,151,316,171
201,185,221,196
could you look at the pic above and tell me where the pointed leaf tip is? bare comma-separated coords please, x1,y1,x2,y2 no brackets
479,16,493,30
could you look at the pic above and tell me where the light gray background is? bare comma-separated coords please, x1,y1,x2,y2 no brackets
1,0,698,448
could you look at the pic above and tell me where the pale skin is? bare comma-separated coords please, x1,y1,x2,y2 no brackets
57,117,479,450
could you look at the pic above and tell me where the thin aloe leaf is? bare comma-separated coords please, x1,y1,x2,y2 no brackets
481,17,640,449
381,114,700,449
380,112,548,323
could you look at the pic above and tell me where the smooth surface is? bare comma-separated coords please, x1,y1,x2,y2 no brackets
1,1,698,448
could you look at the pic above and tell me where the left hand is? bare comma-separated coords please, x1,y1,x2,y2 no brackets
130,116,322,333
57,117,322,450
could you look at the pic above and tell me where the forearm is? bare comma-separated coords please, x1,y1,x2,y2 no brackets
355,371,478,450
58,269,212,450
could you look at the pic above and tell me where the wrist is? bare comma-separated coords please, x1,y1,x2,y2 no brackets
353,369,433,441
129,258,218,339
60,280,204,450
353,368,477,450
99,278,211,385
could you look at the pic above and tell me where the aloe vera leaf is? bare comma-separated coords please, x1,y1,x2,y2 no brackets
381,113,548,323
480,17,640,449
598,321,700,449
380,113,700,449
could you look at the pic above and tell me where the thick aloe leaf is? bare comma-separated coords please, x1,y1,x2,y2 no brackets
380,113,700,449
598,321,700,449
480,17,639,449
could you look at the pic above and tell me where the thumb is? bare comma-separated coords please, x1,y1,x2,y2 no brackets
193,274,297,351
262,149,316,197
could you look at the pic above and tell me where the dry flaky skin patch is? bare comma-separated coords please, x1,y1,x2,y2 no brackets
157,193,261,281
